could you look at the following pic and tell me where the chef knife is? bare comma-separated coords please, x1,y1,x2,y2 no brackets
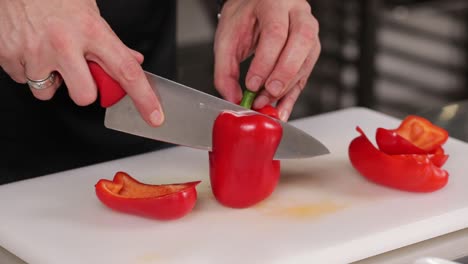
88,62,330,160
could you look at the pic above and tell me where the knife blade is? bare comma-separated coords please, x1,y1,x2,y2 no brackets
88,62,330,160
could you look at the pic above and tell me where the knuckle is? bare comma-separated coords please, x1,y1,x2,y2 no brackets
265,22,288,41
3,68,26,83
305,45,321,68
1,51,21,64
310,16,320,33
214,77,225,91
119,58,142,83
300,1,312,14
250,58,271,74
298,78,307,90
313,42,322,60
47,27,73,54
284,94,297,106
213,76,234,95
287,85,302,103
316,40,322,53
303,56,316,71
304,55,313,68
297,23,317,44
275,66,297,81
280,92,298,109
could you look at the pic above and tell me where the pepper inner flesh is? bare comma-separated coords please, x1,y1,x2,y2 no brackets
105,177,189,199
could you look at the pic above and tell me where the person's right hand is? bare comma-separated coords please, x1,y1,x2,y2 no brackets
0,0,164,126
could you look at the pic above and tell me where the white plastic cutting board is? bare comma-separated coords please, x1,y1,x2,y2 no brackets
1,107,468,264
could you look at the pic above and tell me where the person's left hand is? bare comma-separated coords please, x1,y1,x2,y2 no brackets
213,0,320,121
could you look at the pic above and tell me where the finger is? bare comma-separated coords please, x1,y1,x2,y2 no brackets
254,31,321,106
1,61,27,83
294,43,321,93
129,48,144,64
251,48,311,109
28,73,63,101
264,10,318,98
253,89,275,109
89,33,163,126
244,4,289,94
213,21,243,103
276,84,301,121
277,38,321,98
56,52,98,106
275,42,321,119
24,56,61,101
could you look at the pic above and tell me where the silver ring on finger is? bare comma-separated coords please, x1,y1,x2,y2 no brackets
27,72,58,90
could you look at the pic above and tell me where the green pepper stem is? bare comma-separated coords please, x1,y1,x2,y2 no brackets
239,90,257,109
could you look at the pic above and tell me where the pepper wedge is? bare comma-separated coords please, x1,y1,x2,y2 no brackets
95,171,200,220
349,127,449,192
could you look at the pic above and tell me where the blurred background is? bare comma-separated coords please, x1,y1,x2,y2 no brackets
175,0,468,120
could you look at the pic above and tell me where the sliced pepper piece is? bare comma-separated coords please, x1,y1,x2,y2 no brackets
428,146,449,167
349,127,449,192
95,172,200,220
209,106,283,208
376,115,449,154
376,127,429,155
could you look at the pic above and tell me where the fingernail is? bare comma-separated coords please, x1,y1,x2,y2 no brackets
150,110,163,126
267,80,284,97
247,75,263,91
253,95,270,109
279,110,290,121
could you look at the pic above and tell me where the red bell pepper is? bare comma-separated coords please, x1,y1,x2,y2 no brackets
95,172,200,220
349,127,449,192
209,92,283,208
376,115,448,154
